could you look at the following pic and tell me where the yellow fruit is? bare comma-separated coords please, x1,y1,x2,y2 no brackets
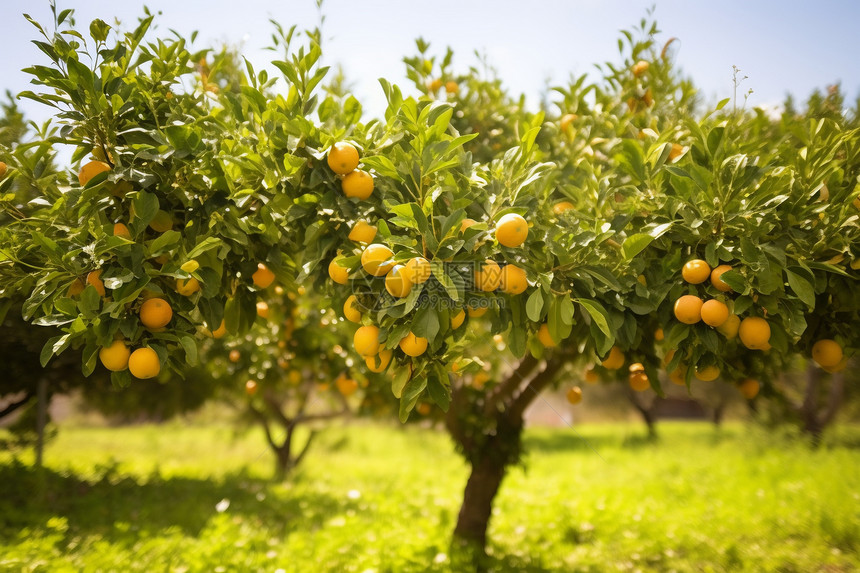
451,309,466,329
176,277,200,296
404,257,432,285
343,295,362,323
78,160,111,186
416,402,432,415
245,380,258,396
67,278,85,297
139,298,173,329
399,332,428,357
113,223,131,239
695,365,720,382
0,162,6,178
674,295,703,324
537,324,556,348
637,275,647,286
365,350,392,373
212,320,227,339
336,375,359,397
499,264,528,295
553,201,575,214
717,314,740,339
256,301,269,318
354,325,381,357
252,263,275,289
328,258,350,284
811,339,843,368
327,142,359,175
629,362,645,373
460,218,477,233
445,81,459,94
739,317,771,350
428,78,443,92
631,60,650,76
87,270,106,297
128,347,161,379
472,371,490,389
629,371,650,391
710,265,733,292
99,340,130,372
560,113,577,133
467,304,488,318
149,210,173,233
601,346,625,370
495,213,528,248
584,369,599,384
739,379,760,399
348,220,377,243
342,170,374,199
669,367,687,386
654,328,664,341
668,143,684,161
566,386,583,404
682,259,710,284
180,260,199,273
385,264,413,298
361,244,395,276
474,259,501,292
701,299,729,327
229,350,241,363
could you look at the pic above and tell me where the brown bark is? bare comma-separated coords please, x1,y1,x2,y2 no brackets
452,451,509,550
626,387,657,439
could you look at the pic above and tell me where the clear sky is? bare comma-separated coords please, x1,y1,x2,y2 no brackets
2,1,859,123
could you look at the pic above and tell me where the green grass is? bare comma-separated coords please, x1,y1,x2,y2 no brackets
1,421,859,572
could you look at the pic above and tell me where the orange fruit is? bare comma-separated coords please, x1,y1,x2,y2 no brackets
499,264,528,295
256,301,269,318
474,259,501,292
701,299,729,327
460,218,477,233
710,265,733,292
694,365,720,382
445,81,459,94
537,323,556,348
128,347,161,379
584,369,599,384
343,295,362,323
553,201,575,214
211,320,227,339
176,277,200,296
139,298,173,329
67,278,85,297
348,220,377,244
113,223,131,239
385,265,413,298
495,213,528,248
674,295,703,324
682,259,710,284
99,340,130,372
566,386,583,404
86,270,106,297
328,257,350,284
149,210,173,233
78,160,110,186
428,78,443,92
361,244,395,276
229,350,241,363
739,317,771,350
416,403,432,415
342,170,374,199
252,263,275,289
0,162,6,178
654,328,664,341
629,371,650,391
327,142,359,175
404,257,432,284
629,362,645,373
467,304,488,318
399,332,428,357
365,350,392,373
717,314,740,339
245,380,258,396
811,339,843,368
668,143,684,161
669,367,687,386
354,325,381,357
601,346,625,370
631,60,650,76
738,379,760,399
451,309,466,329
336,375,359,397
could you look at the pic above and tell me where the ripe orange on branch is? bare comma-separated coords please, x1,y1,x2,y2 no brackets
139,298,173,329
252,263,275,289
176,277,200,296
385,265,413,298
566,386,583,404
682,259,710,284
738,317,771,350
366,350,392,373
342,170,374,199
601,346,625,370
451,309,466,329
674,295,703,324
99,340,130,372
128,347,161,379
78,160,110,186
499,264,528,295
329,257,350,284
701,299,729,327
361,244,395,276
354,325,381,357
537,324,556,348
86,270,106,297
710,265,733,292
327,142,359,174
811,339,843,368
348,220,377,244
474,259,501,292
495,213,528,248
399,332,428,357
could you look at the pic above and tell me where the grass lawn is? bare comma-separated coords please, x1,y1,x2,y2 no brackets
1,420,859,572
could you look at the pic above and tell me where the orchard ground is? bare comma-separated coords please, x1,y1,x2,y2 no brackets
3,420,860,572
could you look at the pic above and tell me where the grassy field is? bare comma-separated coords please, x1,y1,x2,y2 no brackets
2,420,859,572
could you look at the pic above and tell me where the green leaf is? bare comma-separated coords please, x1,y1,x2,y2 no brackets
187,237,223,259
391,366,411,399
621,233,654,261
526,289,544,322
576,298,611,338
179,335,198,366
785,269,815,309
427,369,451,412
399,374,427,422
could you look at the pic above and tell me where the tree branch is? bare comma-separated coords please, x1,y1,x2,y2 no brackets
294,430,318,467
483,354,539,417
262,388,293,429
506,355,569,421
0,391,35,420
248,402,278,452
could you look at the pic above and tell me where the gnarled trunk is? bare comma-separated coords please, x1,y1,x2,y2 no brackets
453,447,510,549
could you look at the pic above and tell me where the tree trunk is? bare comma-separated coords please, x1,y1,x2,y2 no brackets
626,388,658,439
274,446,294,480
712,399,726,428
452,451,509,551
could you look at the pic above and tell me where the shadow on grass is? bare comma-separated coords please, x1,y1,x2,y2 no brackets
0,459,347,544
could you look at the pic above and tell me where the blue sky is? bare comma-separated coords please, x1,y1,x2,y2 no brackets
2,1,859,123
